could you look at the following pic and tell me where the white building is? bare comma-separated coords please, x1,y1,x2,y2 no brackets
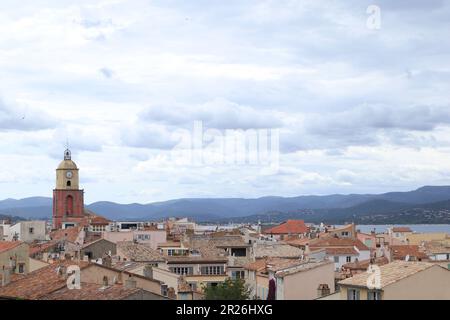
8,221,47,243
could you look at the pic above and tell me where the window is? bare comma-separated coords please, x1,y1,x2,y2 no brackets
161,285,168,296
137,234,151,241
170,267,193,275
232,271,246,279
67,181,71,187
231,248,247,257
447,254,450,260
334,256,339,263
29,227,34,234
346,256,352,263
201,266,225,275
347,288,360,300
368,290,382,300
342,232,349,237
18,263,25,274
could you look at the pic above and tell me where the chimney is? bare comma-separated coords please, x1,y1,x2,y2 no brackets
102,255,112,268
143,265,153,279
1,266,11,287
304,243,311,256
102,276,109,287
317,284,331,298
58,265,68,280
167,287,177,299
125,275,137,289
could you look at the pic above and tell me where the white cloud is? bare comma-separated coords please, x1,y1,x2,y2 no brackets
0,0,450,203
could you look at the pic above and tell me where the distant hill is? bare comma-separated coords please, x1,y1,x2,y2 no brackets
1,186,450,224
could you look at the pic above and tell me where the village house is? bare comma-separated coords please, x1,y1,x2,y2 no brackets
0,241,30,278
158,241,190,256
103,229,167,250
388,227,414,244
166,256,228,291
309,238,371,271
388,245,428,262
8,221,47,243
322,224,357,239
245,257,335,300
263,220,309,241
81,238,117,261
338,261,450,300
0,260,168,300
116,241,166,268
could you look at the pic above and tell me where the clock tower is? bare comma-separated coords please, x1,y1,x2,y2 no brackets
52,149,85,230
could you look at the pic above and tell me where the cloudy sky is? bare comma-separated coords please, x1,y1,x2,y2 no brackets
1,0,450,204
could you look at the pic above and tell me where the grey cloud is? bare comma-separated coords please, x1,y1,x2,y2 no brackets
0,98,56,132
140,98,283,130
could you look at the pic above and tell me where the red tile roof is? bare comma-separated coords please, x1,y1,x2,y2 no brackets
342,257,389,270
0,260,89,300
0,241,23,253
50,227,82,243
309,238,370,251
263,220,308,235
39,283,141,300
389,245,428,260
29,241,59,256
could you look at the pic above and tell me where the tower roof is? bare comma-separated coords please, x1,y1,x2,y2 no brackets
57,149,78,169
57,159,78,170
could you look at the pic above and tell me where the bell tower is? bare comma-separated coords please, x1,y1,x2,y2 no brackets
52,149,85,230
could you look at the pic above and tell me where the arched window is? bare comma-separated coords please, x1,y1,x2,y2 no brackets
66,195,74,216
67,181,71,187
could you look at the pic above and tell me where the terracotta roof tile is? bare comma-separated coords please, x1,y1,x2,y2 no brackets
263,220,308,235
39,283,141,300
50,227,82,244
389,245,428,260
254,243,302,259
339,261,437,288
0,260,89,300
0,241,23,253
117,242,165,262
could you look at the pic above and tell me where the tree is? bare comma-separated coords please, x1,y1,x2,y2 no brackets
204,278,251,300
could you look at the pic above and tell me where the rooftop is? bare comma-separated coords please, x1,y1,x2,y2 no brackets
39,282,141,300
117,242,165,262
389,245,428,260
339,261,438,288
0,241,23,254
50,227,82,244
263,220,308,235
254,243,302,259
309,237,370,251
0,260,89,300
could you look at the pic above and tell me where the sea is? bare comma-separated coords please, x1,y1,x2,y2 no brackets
352,224,450,234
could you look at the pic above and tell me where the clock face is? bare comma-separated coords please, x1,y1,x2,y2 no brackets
66,171,73,179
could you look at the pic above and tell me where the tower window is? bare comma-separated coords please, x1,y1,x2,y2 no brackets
67,181,71,187
66,195,74,215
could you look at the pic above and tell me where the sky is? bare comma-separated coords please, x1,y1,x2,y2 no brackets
1,0,450,204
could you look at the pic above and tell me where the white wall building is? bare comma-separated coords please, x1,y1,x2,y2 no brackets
9,221,47,243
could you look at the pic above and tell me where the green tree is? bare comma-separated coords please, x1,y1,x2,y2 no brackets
204,278,251,300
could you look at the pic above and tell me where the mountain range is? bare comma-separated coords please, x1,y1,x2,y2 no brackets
1,186,450,224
